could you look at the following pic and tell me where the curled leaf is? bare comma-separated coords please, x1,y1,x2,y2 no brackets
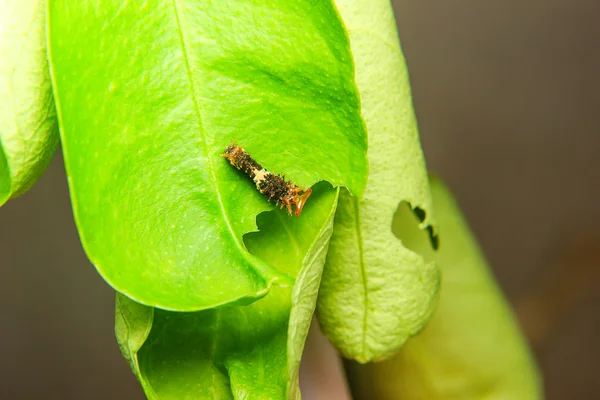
0,0,58,206
346,177,543,400
317,0,439,362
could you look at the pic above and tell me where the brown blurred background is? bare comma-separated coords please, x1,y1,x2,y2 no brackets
1,1,599,398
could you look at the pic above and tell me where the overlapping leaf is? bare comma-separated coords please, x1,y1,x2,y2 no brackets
116,184,339,399
48,1,367,310
346,177,542,399
0,0,58,206
317,0,439,362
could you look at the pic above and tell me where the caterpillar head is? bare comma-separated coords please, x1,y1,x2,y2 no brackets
292,188,312,216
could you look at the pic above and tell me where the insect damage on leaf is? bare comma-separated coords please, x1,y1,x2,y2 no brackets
222,143,312,216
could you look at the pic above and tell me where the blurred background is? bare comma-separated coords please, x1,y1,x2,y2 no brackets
1,0,599,398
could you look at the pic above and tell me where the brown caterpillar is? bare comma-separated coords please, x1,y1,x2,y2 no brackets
221,143,312,216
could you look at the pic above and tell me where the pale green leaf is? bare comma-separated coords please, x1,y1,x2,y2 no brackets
0,0,58,206
317,0,439,362
346,177,543,400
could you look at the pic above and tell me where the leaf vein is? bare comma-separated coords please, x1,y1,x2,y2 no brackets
352,196,369,359
170,0,251,269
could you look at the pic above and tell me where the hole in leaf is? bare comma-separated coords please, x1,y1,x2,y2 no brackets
243,181,334,279
427,225,439,250
413,206,426,222
391,202,437,263
413,205,439,250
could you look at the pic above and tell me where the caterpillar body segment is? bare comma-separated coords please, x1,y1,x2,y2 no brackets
222,143,312,216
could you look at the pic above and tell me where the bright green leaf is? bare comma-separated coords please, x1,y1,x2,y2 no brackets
116,184,339,399
0,0,59,206
48,1,367,311
346,177,543,400
316,0,439,362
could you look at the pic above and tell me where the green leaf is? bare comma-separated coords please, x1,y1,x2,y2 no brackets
116,184,339,399
48,1,367,311
0,0,59,206
346,177,543,400
316,0,439,362
114,294,157,397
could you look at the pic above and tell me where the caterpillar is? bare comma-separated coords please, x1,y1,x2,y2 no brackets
222,143,312,216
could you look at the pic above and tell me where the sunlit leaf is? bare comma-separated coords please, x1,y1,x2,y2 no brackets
47,1,367,310
116,184,339,399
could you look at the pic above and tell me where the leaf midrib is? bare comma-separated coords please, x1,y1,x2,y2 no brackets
352,196,369,359
170,0,257,275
